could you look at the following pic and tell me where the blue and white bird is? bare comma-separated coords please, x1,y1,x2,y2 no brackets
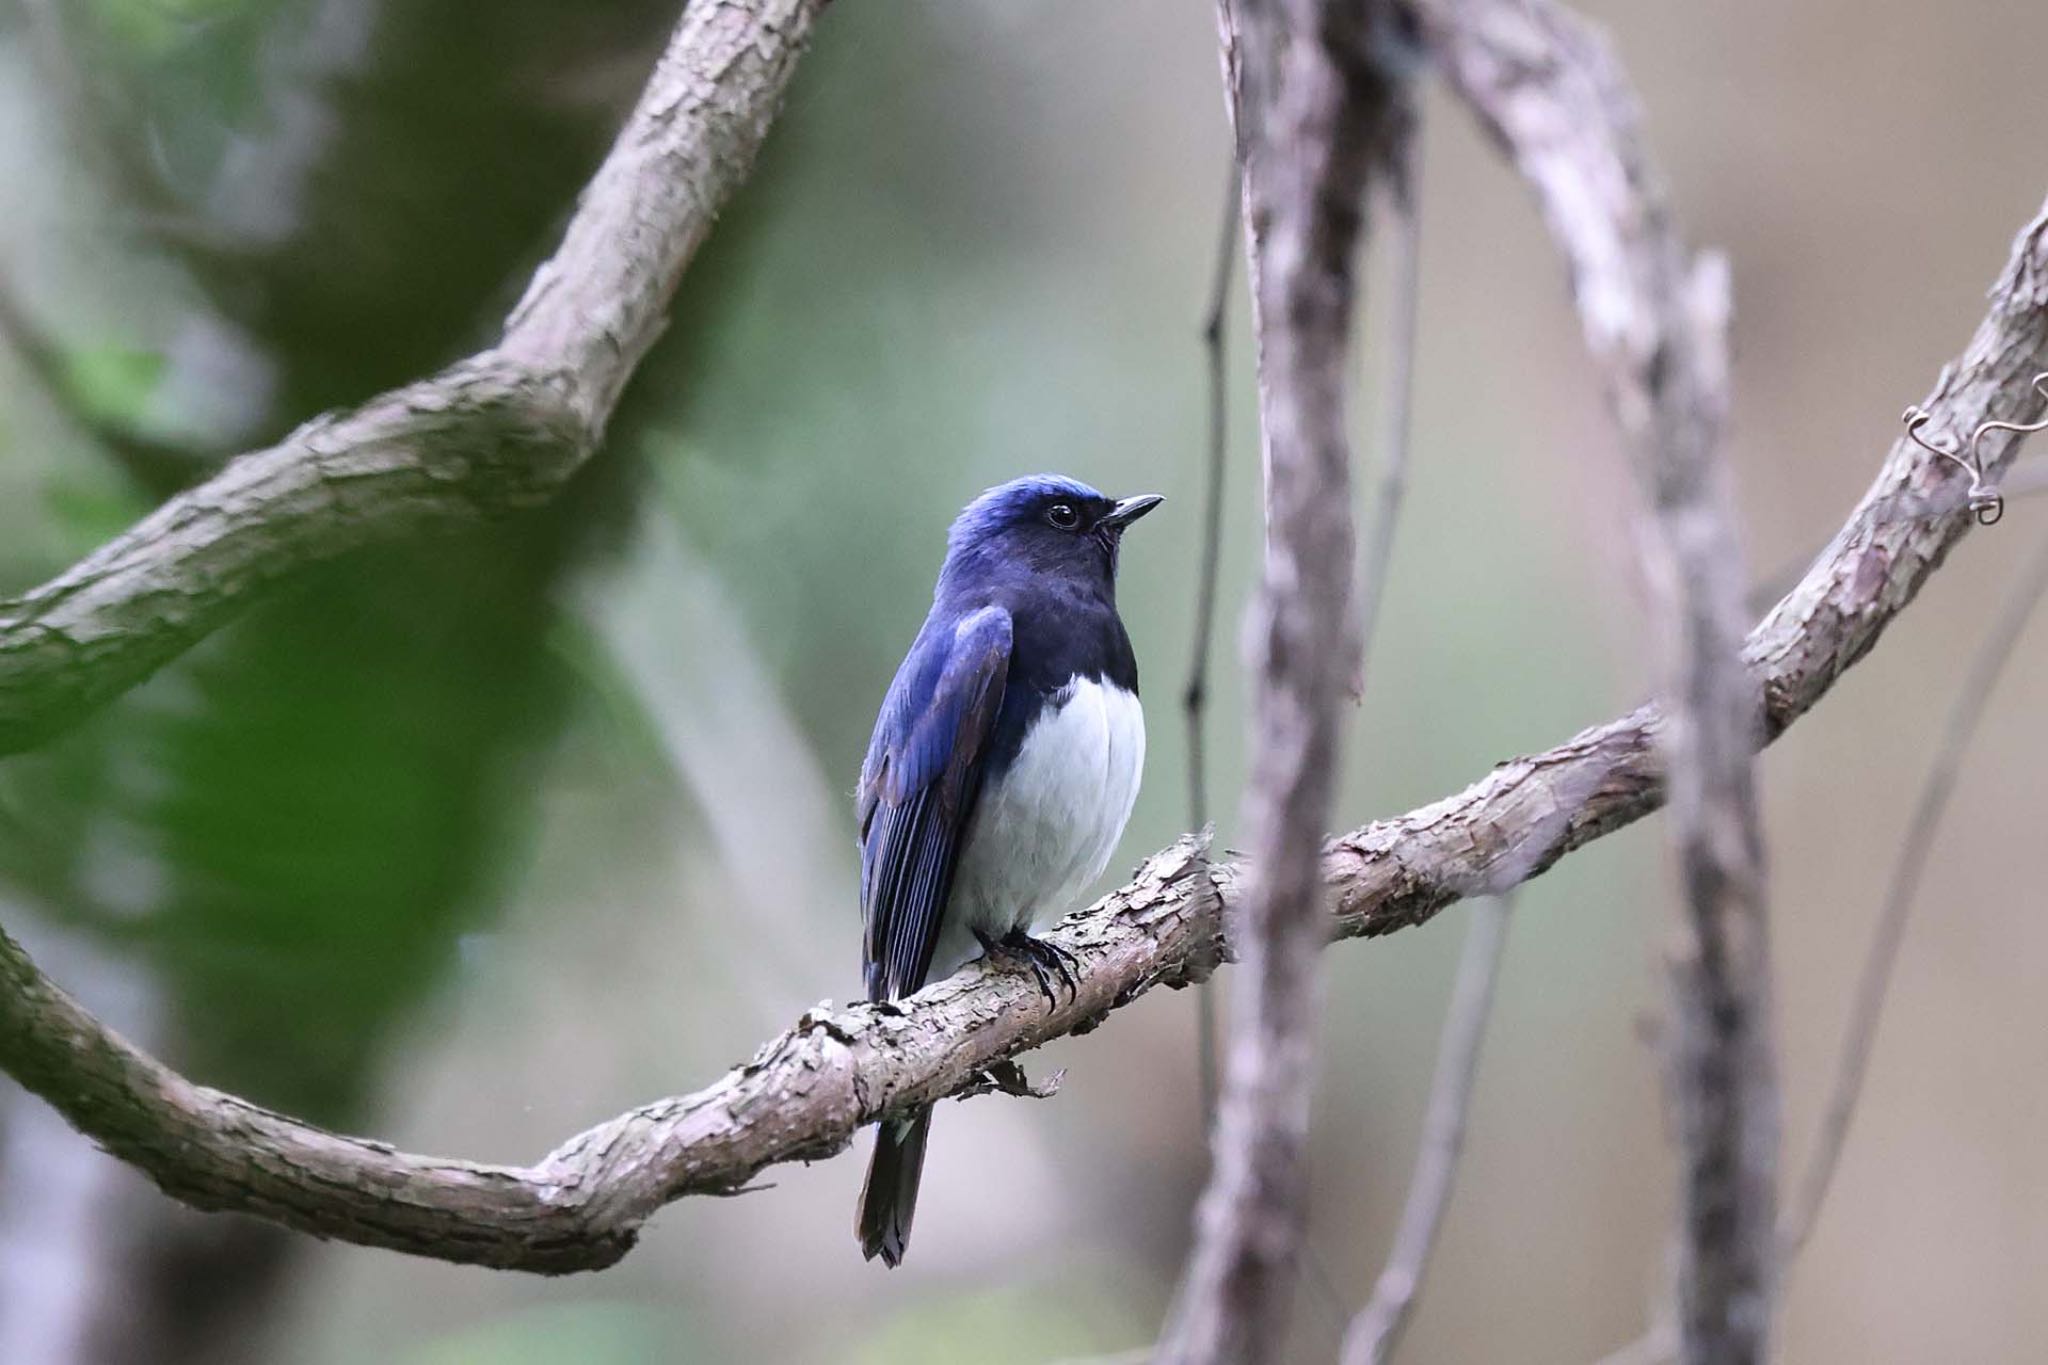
854,474,1162,1266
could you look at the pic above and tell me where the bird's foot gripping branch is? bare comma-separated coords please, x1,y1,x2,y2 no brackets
0,0,2045,1297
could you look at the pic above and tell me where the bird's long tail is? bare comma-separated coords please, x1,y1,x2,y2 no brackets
857,1105,932,1266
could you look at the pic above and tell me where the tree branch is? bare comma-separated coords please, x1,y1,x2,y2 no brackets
0,23,2043,1293
1781,521,2048,1257
0,193,2041,1264
1184,161,1241,840
1340,895,1512,1365
1418,2,1775,1357
1611,520,2048,1365
1157,0,1407,1356
1186,160,1241,1129
0,0,826,755
1352,74,1422,703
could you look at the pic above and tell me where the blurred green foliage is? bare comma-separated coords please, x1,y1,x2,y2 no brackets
0,0,1726,1361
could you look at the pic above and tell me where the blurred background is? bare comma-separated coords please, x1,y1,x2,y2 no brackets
0,1,2045,1361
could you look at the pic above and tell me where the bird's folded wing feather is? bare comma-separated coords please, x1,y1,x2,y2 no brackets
857,605,1012,1002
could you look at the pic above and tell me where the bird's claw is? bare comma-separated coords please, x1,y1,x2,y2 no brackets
975,928,1083,1009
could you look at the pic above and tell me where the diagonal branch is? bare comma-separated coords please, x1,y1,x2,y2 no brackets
0,0,826,755
0,257,2020,1282
0,182,2040,1280
0,17,2041,1290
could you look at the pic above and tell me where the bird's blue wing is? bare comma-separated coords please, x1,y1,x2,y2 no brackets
857,605,1012,1002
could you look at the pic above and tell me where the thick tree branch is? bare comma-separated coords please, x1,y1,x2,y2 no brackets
1158,0,1407,1358
0,196,2041,1265
1419,2,1775,1358
0,38,2042,1295
0,0,825,755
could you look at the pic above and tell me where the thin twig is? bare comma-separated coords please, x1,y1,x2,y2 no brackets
1187,159,1241,1130
1340,895,1513,1365
0,277,2039,1272
1780,523,2048,1257
1186,162,1241,838
1353,100,1423,698
0,185,2043,1278
1335,81,1458,1365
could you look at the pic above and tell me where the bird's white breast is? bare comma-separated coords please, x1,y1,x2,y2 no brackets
939,677,1145,972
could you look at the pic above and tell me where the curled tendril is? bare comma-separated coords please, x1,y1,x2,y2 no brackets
1902,405,2005,526
1902,372,2048,527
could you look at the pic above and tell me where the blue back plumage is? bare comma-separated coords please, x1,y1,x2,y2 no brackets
857,606,1010,1000
853,472,1161,1265
857,475,1145,1003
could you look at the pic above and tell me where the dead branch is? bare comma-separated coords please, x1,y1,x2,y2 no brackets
0,0,2043,1295
1416,1,1777,1357
1157,0,1403,1356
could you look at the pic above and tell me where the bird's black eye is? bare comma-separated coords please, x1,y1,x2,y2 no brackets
1045,501,1081,531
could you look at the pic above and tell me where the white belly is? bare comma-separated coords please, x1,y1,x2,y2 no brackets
935,677,1145,977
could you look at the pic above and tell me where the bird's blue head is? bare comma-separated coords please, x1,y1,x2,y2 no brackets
939,474,1163,600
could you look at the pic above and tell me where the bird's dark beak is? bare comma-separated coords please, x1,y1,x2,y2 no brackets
1102,494,1164,531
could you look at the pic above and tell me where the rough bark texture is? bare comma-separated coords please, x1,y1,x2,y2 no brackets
0,0,2043,1288
1420,3,1774,1358
1158,0,1399,1360
0,187,2039,1279
0,0,825,754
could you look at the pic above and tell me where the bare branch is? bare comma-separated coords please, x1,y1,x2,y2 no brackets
1353,94,1423,700
1340,79,1466,1365
1781,523,2048,1257
1604,517,2048,1360
1422,3,1773,1356
1156,0,1407,1355
1610,511,2048,1347
1187,161,1242,1128
1748,452,2048,615
0,115,2041,1295
1185,162,1242,838
0,0,826,755
1340,895,1512,1365
0,233,2039,1268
